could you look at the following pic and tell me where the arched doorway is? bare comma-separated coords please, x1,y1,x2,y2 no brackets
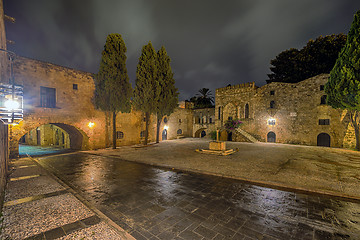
267,132,276,142
227,131,233,141
317,133,330,147
162,129,167,140
201,130,206,138
194,128,207,138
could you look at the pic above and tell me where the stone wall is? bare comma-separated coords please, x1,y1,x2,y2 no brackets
192,108,215,138
8,56,197,156
216,74,352,148
0,122,8,209
10,56,107,157
0,0,9,84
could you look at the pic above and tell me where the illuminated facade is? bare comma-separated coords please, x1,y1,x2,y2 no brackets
215,74,355,148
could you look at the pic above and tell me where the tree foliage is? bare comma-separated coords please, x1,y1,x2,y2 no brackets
267,34,347,83
155,46,179,143
188,88,214,109
325,10,360,150
94,34,132,149
133,42,159,145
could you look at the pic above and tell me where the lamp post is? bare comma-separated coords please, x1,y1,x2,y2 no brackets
0,48,23,125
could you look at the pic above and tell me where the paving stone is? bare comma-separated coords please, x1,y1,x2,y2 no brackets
30,152,360,240
193,224,217,239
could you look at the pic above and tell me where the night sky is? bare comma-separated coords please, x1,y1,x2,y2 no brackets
3,0,360,100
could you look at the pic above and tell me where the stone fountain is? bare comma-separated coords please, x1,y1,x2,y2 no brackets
196,129,237,156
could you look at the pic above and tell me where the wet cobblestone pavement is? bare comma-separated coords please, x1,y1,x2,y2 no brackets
37,153,360,240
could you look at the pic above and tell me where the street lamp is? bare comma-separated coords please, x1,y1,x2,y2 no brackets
0,49,23,124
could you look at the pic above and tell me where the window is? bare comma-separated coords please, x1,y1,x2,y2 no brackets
319,119,330,125
270,101,275,109
320,85,324,91
209,117,212,123
321,95,327,105
218,107,221,120
270,90,275,95
116,131,124,139
178,119,182,123
140,130,146,138
177,129,182,135
195,117,200,124
228,116,233,120
244,103,249,118
73,84,78,90
163,117,168,123
40,86,56,108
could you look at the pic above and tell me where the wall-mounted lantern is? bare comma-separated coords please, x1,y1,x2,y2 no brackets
87,121,95,128
267,118,276,126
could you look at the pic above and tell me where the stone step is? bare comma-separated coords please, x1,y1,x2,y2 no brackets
236,128,258,143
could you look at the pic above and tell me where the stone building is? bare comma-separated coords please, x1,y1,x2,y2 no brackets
6,55,202,156
192,107,215,138
216,74,355,148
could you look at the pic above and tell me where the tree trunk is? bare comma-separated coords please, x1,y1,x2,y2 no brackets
144,112,150,145
350,110,360,151
105,111,110,148
156,115,161,143
112,111,117,149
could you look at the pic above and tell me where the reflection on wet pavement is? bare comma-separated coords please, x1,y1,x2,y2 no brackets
37,153,360,240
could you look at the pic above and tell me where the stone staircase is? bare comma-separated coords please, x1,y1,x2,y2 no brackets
236,128,258,143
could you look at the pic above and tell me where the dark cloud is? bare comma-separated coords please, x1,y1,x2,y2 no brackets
4,0,360,100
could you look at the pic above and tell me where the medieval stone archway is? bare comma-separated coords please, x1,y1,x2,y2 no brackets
13,122,89,157
194,128,207,138
223,103,237,122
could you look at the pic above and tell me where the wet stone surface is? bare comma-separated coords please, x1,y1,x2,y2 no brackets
37,153,360,240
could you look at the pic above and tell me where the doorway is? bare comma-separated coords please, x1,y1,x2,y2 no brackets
317,133,330,147
267,131,276,142
162,129,167,140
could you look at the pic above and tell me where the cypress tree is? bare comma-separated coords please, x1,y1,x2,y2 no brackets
95,34,132,149
155,46,179,143
325,10,360,150
133,41,159,145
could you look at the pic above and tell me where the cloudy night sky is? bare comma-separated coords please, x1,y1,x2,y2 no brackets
3,0,360,100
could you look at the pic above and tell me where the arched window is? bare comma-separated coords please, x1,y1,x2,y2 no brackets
140,130,146,138
116,131,124,139
177,129,183,135
320,95,327,105
163,117,168,123
270,101,275,109
245,103,249,118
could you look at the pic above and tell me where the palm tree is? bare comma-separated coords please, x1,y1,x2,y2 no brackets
194,88,214,108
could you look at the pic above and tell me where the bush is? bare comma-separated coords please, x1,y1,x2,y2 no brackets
224,119,243,131
210,131,217,140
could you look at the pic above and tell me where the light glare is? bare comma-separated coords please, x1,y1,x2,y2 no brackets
4,99,20,110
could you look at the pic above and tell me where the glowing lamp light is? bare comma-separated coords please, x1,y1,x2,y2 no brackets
4,99,20,110
88,122,95,128
267,118,276,126
164,125,169,130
